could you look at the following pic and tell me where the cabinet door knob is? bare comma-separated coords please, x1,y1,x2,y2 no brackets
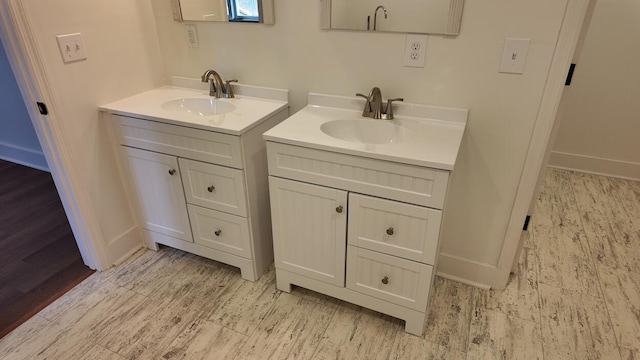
168,169,177,176
386,227,394,236
214,230,222,237
207,185,215,193
381,276,389,285
336,205,343,214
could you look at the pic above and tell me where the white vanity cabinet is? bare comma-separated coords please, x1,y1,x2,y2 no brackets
101,84,289,282
263,92,466,336
115,113,289,281
114,113,287,281
267,142,451,335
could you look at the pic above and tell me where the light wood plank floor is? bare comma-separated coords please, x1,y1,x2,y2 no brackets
1,168,638,359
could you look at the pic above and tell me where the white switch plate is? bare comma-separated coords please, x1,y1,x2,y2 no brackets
499,38,530,74
404,34,428,68
186,24,199,48
56,33,87,63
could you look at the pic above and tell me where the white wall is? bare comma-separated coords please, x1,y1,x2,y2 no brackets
13,0,165,267
0,39,47,170
151,0,568,286
551,0,640,180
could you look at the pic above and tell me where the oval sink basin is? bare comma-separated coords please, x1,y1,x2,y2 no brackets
320,120,408,144
161,98,235,116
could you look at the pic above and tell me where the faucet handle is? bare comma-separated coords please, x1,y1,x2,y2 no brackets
224,79,238,98
384,98,404,120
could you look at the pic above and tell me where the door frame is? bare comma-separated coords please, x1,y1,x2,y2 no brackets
0,0,108,270
495,0,597,288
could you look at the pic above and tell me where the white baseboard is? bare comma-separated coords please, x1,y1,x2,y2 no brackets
0,141,48,171
437,272,491,290
105,226,143,269
437,252,497,289
549,151,640,181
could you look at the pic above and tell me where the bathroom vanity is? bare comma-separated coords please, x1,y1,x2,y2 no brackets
263,93,467,335
100,80,288,281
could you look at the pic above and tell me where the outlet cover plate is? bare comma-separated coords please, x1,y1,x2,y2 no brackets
186,24,199,48
499,38,530,74
56,33,87,63
404,34,428,68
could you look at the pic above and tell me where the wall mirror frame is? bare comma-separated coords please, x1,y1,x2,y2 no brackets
171,0,274,24
319,0,464,35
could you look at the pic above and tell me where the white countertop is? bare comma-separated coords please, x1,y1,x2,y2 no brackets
263,94,468,170
99,86,289,136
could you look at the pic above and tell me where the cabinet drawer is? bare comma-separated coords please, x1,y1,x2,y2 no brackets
346,246,433,311
116,115,243,169
188,205,252,259
348,194,442,264
179,158,248,217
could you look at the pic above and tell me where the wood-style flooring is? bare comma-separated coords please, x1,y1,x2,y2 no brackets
0,168,638,359
0,160,94,338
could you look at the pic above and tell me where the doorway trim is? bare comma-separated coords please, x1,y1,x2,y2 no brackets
0,0,109,270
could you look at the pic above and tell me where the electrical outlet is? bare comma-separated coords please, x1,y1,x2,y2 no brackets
186,24,199,48
56,33,87,63
404,35,427,68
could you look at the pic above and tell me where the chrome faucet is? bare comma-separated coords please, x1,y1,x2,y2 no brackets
356,87,404,120
373,5,387,31
201,70,238,98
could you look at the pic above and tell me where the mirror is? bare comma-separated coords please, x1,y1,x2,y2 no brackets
320,0,464,35
171,0,274,24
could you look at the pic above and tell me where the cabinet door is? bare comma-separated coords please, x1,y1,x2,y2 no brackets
125,147,192,242
269,177,347,286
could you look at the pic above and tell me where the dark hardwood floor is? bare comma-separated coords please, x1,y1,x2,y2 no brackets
0,159,94,338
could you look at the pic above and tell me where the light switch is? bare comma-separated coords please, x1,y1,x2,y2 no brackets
56,33,87,63
499,38,530,74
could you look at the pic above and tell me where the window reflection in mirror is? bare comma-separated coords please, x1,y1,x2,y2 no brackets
229,0,259,22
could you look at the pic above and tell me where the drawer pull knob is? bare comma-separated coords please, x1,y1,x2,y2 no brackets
386,227,394,236
381,276,389,285
168,169,177,176
207,185,215,193
214,230,222,237
336,205,343,214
